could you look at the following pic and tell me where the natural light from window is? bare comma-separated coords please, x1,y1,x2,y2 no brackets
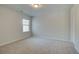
22,19,30,32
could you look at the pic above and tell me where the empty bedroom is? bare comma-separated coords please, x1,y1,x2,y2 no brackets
0,4,79,54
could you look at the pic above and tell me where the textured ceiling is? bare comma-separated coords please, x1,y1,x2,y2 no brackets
1,4,73,17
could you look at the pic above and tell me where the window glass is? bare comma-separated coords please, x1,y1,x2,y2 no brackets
22,19,30,32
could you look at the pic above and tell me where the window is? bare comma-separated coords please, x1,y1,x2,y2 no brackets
22,19,30,32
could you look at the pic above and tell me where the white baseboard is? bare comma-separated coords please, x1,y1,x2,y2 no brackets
0,39,22,47
0,36,31,47
34,36,71,42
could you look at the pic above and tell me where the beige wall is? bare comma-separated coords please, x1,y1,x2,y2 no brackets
0,6,32,46
32,5,71,41
71,5,79,53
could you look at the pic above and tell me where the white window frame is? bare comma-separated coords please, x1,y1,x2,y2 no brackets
22,18,30,32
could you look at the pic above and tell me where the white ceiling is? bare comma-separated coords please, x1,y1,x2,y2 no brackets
1,4,73,17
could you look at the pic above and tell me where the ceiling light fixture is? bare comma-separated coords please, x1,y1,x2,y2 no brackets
31,4,41,8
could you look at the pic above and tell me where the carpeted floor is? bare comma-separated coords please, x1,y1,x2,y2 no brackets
0,37,78,54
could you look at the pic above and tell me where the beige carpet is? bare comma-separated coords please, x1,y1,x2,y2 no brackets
0,37,78,54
